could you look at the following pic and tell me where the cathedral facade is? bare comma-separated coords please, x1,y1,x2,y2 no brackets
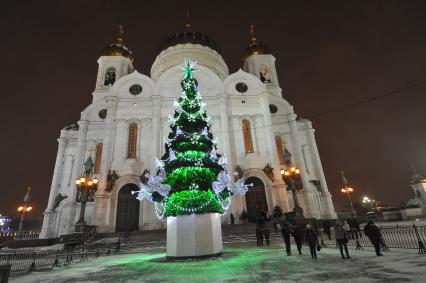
41,25,336,237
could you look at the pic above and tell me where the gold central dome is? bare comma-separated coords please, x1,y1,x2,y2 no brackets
101,24,134,62
243,24,269,60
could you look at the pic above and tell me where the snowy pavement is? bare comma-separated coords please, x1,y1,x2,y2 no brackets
9,243,426,282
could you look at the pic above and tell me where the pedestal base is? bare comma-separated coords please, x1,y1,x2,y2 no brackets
75,223,96,233
166,213,223,259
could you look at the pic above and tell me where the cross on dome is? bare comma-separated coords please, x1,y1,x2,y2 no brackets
117,24,125,44
185,10,191,31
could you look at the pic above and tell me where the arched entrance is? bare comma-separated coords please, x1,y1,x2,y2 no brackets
245,177,268,222
116,184,140,232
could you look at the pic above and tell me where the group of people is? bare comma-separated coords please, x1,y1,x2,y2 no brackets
255,214,271,246
277,219,385,260
334,219,385,258
280,221,320,259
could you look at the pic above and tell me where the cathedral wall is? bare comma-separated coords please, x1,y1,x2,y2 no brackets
42,47,338,236
58,154,75,196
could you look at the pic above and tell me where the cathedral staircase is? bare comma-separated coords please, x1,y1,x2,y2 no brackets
83,223,279,250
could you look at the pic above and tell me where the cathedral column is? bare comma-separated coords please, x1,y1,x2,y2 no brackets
66,120,89,233
47,138,67,209
113,119,128,161
219,94,231,170
98,97,119,194
302,145,314,178
141,96,161,229
288,114,309,186
219,95,243,220
94,97,118,232
230,116,245,218
249,116,259,154
40,137,67,238
261,94,290,212
231,116,242,162
136,121,142,160
151,96,161,161
288,114,317,217
305,121,337,219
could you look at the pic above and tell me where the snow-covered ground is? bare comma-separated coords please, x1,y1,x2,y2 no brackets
10,243,426,282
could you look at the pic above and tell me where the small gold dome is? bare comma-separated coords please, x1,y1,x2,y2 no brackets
243,24,269,60
101,24,134,62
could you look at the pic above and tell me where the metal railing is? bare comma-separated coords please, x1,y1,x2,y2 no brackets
346,224,426,254
0,241,121,272
0,231,56,240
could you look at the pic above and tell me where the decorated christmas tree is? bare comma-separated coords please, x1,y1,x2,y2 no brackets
136,58,250,218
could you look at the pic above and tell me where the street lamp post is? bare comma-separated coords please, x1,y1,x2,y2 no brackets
75,155,98,232
340,171,356,217
280,165,304,219
17,186,33,237
362,196,373,212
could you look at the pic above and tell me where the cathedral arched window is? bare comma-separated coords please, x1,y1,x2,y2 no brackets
127,123,138,158
259,64,271,83
242,119,254,153
104,67,116,86
275,136,284,165
94,143,103,173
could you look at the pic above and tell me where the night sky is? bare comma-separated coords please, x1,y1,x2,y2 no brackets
2,0,426,222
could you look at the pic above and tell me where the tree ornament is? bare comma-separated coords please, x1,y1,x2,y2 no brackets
210,147,218,161
169,149,177,161
218,156,228,166
201,127,208,137
230,179,253,196
176,127,184,136
156,158,164,170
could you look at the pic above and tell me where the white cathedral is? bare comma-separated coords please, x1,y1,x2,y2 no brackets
41,24,336,238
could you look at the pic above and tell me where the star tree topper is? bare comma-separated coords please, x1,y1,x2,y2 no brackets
179,58,198,80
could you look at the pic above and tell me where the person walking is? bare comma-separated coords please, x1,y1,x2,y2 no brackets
281,221,292,256
334,220,350,259
305,224,319,259
343,220,352,239
322,220,331,240
293,225,303,255
352,218,361,238
364,220,383,256
263,227,270,246
256,226,264,246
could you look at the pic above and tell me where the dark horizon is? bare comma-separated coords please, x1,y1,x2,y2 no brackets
2,0,426,222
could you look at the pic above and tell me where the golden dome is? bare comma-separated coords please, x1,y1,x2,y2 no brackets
101,24,134,62
243,24,269,60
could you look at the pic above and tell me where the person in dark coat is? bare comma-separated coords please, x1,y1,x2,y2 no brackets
352,218,361,238
292,225,303,255
305,224,318,259
263,228,270,246
281,221,292,256
322,220,331,240
230,213,235,225
334,220,350,259
256,226,264,246
364,220,383,256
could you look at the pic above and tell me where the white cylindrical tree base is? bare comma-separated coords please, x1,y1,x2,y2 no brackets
166,213,223,259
